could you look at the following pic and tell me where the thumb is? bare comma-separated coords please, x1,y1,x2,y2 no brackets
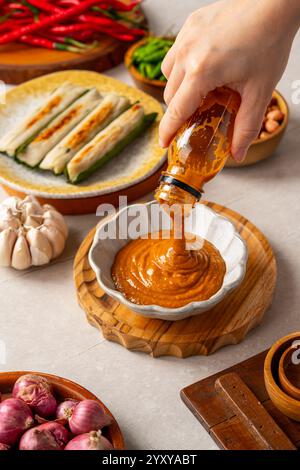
231,89,270,162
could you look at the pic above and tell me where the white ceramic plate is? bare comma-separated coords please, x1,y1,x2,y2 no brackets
0,71,166,199
89,201,248,321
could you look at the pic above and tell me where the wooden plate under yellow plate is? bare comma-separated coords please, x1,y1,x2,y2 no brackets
0,370,125,449
0,70,166,214
74,201,277,358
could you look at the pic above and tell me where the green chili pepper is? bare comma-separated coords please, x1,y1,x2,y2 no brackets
148,61,162,79
141,48,169,63
144,63,154,78
138,62,147,76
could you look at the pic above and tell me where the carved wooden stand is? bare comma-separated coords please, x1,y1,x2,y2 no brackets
74,202,277,358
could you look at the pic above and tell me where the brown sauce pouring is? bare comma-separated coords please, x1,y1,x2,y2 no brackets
112,88,240,309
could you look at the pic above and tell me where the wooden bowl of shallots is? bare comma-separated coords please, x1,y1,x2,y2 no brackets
226,90,289,167
0,371,125,450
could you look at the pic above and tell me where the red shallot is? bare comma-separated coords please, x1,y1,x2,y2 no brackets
65,430,113,450
12,374,57,418
19,422,69,450
0,443,10,450
0,398,34,446
56,399,79,421
69,399,111,435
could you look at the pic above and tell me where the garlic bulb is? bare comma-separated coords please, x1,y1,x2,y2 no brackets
0,196,68,270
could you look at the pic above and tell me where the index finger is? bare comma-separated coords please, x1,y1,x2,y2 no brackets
159,75,211,147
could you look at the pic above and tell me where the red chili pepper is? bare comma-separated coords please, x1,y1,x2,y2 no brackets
26,0,61,14
4,3,32,19
50,22,100,34
0,18,31,32
97,0,142,11
20,34,57,49
6,3,29,11
56,0,141,11
108,31,136,41
79,14,146,36
20,33,83,52
71,30,95,41
0,0,103,44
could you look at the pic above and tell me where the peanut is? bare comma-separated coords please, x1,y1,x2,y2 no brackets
266,109,284,122
265,119,280,133
259,131,270,140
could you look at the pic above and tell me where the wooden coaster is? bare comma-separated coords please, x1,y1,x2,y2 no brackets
74,202,277,358
181,350,300,450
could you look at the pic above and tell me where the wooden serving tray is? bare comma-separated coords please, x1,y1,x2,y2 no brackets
0,8,147,85
0,39,127,85
74,201,277,358
181,350,300,450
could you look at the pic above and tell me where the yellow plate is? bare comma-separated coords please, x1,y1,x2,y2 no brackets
0,70,165,199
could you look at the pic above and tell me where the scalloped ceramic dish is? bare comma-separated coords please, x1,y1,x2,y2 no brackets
89,201,248,321
0,70,165,199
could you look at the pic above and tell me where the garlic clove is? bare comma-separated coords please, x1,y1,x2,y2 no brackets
19,195,42,210
0,208,21,231
11,232,31,270
20,203,41,222
42,204,56,212
0,228,17,267
19,196,43,220
42,210,68,239
24,215,42,229
40,225,66,259
26,228,52,266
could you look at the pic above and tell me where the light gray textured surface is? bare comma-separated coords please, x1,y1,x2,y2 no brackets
0,0,299,450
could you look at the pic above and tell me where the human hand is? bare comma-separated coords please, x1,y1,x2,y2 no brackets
159,0,300,161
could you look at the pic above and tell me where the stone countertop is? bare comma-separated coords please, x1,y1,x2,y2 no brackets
0,0,300,450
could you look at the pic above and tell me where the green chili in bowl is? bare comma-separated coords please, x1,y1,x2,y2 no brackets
131,37,174,82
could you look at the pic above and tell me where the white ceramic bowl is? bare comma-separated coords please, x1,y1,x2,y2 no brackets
89,201,248,321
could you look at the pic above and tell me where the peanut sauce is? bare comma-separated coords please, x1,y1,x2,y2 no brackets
111,231,226,308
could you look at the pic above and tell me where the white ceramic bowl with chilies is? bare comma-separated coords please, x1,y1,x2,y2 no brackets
89,201,248,321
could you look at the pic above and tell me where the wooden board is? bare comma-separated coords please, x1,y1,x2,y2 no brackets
74,201,277,358
181,350,300,450
0,36,129,85
1,163,164,215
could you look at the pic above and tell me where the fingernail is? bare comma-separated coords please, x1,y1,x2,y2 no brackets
234,149,247,163
159,138,166,148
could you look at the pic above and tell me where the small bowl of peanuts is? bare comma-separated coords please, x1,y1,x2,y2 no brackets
226,89,289,167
